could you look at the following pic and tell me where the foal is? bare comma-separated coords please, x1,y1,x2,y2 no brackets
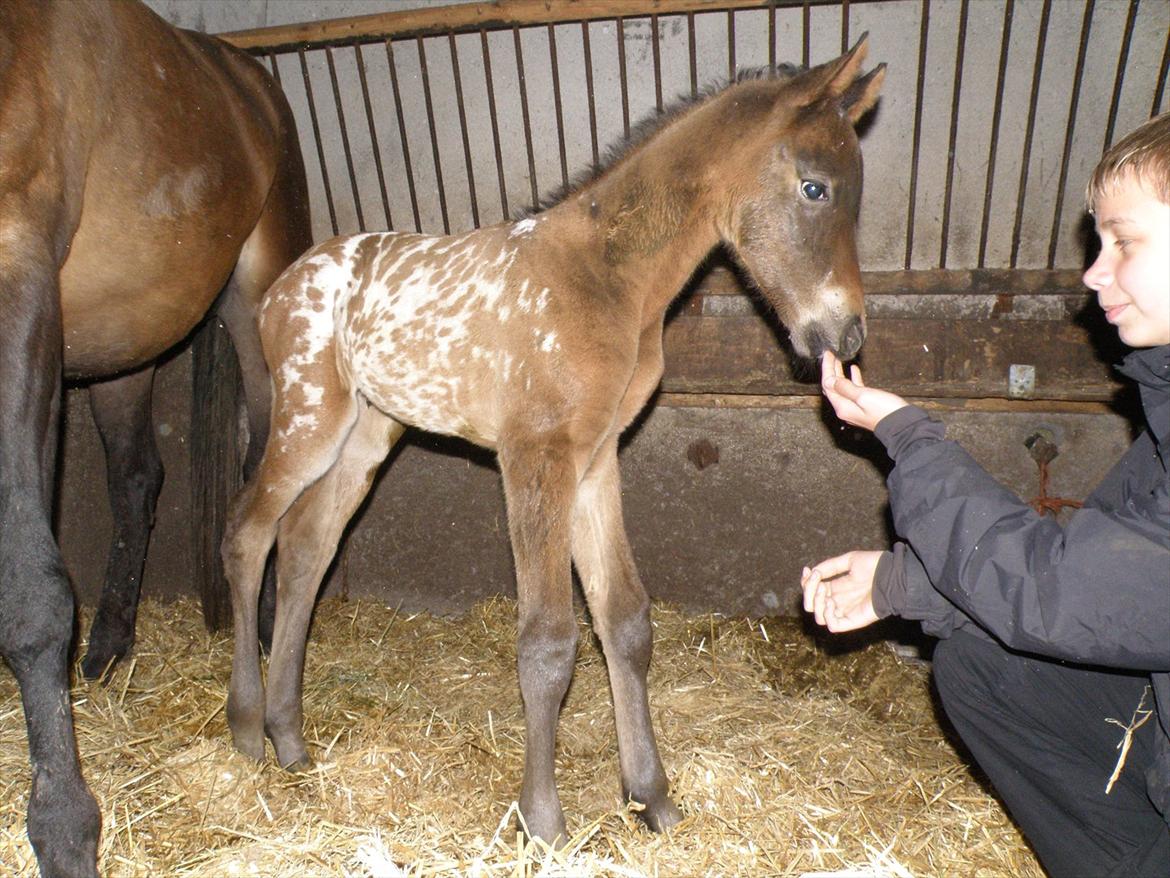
223,37,884,845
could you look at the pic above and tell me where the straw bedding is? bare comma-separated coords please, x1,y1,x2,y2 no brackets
0,597,1042,876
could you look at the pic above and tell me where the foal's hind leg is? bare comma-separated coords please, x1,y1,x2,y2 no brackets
264,406,404,769
498,431,582,846
572,438,682,831
222,390,360,762
81,367,163,680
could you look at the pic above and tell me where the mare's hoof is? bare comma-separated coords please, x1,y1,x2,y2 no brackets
231,733,267,764
518,810,567,851
80,643,128,682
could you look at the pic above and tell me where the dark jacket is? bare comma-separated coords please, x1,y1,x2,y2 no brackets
872,344,1170,826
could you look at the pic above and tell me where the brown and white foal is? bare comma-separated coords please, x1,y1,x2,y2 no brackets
222,37,884,845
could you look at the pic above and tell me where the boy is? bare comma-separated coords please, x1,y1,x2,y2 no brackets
802,112,1170,877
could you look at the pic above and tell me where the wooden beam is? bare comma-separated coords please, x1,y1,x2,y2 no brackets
218,0,844,53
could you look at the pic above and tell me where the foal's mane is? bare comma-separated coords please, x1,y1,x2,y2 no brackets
520,64,803,216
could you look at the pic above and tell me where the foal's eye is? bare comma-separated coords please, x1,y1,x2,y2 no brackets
800,180,829,202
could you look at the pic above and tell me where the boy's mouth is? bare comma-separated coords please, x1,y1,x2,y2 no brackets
1103,303,1129,323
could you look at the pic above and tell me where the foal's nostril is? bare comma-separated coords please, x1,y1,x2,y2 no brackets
837,317,866,359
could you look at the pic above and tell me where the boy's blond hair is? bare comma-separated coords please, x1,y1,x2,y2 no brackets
1086,112,1170,210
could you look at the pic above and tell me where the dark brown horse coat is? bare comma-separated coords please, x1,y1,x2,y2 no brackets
0,2,310,875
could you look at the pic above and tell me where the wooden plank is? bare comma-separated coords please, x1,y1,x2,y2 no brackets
218,0,833,53
660,311,1126,401
656,392,1118,415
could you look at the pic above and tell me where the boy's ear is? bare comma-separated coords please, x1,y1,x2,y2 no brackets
840,63,886,123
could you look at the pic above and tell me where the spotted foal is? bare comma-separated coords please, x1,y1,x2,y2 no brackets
222,36,884,845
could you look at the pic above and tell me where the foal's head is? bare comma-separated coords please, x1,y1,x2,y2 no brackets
718,38,884,360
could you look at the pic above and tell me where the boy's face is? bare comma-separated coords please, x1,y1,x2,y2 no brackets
1083,172,1170,348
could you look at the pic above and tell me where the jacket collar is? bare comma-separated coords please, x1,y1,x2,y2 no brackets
1117,345,1170,457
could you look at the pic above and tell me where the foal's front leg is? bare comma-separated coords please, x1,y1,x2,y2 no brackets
82,367,163,680
499,434,581,847
572,440,682,831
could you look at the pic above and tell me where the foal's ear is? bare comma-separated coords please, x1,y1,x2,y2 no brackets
839,63,886,123
794,33,870,105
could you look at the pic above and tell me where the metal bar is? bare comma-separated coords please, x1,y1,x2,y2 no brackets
618,17,630,138
417,37,450,234
768,0,776,69
480,29,509,219
802,1,810,67
841,0,849,53
688,11,698,97
903,0,929,269
548,24,570,191
448,32,480,228
652,15,664,112
1154,28,1169,117
728,10,736,80
267,52,281,85
298,47,338,236
1010,0,1052,269
1047,0,1094,269
513,26,539,209
582,22,600,171
385,38,423,233
978,0,1014,269
326,45,365,232
1104,0,1139,149
354,42,394,229
939,0,969,270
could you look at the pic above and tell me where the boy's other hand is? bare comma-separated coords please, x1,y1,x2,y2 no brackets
821,351,909,433
801,551,884,633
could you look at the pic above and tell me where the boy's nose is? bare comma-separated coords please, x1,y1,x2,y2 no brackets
1083,254,1110,292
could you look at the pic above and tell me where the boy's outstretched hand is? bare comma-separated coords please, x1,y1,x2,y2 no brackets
801,551,884,632
821,351,909,433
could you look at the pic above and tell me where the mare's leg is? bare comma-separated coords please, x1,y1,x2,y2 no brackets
264,406,404,769
221,387,360,762
498,431,581,846
81,367,163,680
572,438,682,831
0,247,101,877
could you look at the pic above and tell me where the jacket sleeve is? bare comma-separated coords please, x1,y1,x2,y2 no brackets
874,405,1170,672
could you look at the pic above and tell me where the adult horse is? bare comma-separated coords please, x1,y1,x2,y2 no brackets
0,1,310,874
223,38,883,846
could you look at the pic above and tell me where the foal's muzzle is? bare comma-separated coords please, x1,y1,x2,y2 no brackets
836,315,866,360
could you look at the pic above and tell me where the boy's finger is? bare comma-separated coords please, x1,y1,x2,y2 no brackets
810,553,853,580
850,364,865,387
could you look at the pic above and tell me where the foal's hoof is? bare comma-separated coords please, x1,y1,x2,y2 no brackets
518,808,567,851
281,755,314,774
637,796,683,833
231,733,268,764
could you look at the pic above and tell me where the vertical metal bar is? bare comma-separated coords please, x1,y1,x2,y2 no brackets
802,1,811,68
618,17,630,138
841,0,850,53
548,24,569,191
385,39,422,233
903,0,930,270
513,26,539,209
582,22,600,172
448,32,480,229
298,47,338,237
1009,0,1052,269
652,15,663,112
768,0,776,69
354,42,394,230
325,45,365,232
417,37,450,235
267,52,281,85
939,0,969,269
688,11,698,97
1153,29,1169,117
978,0,1014,269
728,10,736,81
1104,0,1139,149
1047,0,1095,269
480,30,509,219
